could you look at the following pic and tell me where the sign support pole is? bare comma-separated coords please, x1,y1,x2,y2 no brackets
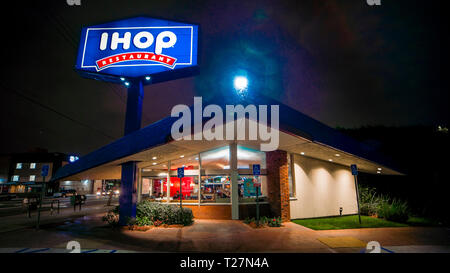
119,80,144,226
256,178,260,223
351,164,362,224
180,177,183,209
354,175,361,224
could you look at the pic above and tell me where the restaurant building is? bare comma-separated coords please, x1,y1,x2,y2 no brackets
51,94,402,221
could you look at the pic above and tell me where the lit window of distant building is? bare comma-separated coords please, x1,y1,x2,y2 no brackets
29,175,36,182
16,163,22,169
12,175,19,182
30,163,36,169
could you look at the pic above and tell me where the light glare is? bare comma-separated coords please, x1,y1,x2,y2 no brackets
233,76,248,92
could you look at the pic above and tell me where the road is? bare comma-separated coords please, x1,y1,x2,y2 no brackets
0,194,118,217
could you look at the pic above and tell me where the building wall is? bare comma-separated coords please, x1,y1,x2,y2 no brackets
289,154,357,219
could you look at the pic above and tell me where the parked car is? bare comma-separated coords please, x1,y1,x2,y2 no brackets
54,189,77,198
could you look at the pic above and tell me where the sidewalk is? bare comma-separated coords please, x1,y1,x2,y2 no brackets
1,214,449,253
0,202,117,233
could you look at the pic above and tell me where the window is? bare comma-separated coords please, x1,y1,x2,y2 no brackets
29,175,36,182
30,163,36,169
238,175,268,203
170,176,199,202
237,146,266,169
16,163,22,169
200,146,230,169
288,154,295,198
201,176,231,203
12,175,19,182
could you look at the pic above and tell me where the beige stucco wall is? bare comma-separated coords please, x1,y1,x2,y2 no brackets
289,154,357,219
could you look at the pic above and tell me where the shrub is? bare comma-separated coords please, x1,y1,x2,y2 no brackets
177,208,194,226
359,186,381,216
259,216,269,225
102,210,119,227
268,217,282,227
378,199,409,223
136,200,194,226
135,216,153,226
244,217,255,224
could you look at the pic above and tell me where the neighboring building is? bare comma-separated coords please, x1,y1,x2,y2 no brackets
51,94,403,220
0,150,97,195
0,155,12,194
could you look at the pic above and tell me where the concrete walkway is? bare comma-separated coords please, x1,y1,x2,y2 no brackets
0,214,449,253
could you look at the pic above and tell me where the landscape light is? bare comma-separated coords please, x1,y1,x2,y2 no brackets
120,77,125,81
124,81,130,87
145,76,151,81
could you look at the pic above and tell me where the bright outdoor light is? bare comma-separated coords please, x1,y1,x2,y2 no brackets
124,81,130,87
145,76,151,81
152,156,157,160
233,76,248,92
120,77,125,81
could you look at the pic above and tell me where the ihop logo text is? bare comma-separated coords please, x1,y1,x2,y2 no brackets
76,17,198,78
95,30,178,70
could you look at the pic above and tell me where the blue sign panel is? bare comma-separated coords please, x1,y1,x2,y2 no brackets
75,17,198,82
350,164,358,176
252,164,261,175
177,167,184,178
41,165,49,177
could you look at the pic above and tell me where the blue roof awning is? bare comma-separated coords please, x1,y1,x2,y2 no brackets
51,93,403,182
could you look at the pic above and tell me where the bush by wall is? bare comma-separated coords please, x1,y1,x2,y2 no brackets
136,200,194,226
102,202,194,227
358,185,410,223
378,199,409,223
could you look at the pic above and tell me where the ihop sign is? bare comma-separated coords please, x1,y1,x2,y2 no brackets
75,17,198,82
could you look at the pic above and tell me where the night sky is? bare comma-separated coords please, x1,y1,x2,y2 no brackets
0,0,446,156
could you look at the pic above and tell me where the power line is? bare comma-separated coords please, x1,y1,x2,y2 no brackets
47,12,153,124
1,84,116,140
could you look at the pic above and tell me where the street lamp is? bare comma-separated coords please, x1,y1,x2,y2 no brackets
233,76,248,93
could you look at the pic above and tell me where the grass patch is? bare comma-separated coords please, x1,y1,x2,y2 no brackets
406,216,440,227
292,215,408,230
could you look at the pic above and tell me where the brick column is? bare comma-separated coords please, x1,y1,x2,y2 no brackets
266,150,290,222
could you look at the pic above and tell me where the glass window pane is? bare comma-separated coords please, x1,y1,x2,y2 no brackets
238,175,268,203
200,146,230,169
200,176,231,203
16,163,22,169
237,146,266,169
145,178,166,202
30,163,36,169
288,154,295,198
169,176,199,202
